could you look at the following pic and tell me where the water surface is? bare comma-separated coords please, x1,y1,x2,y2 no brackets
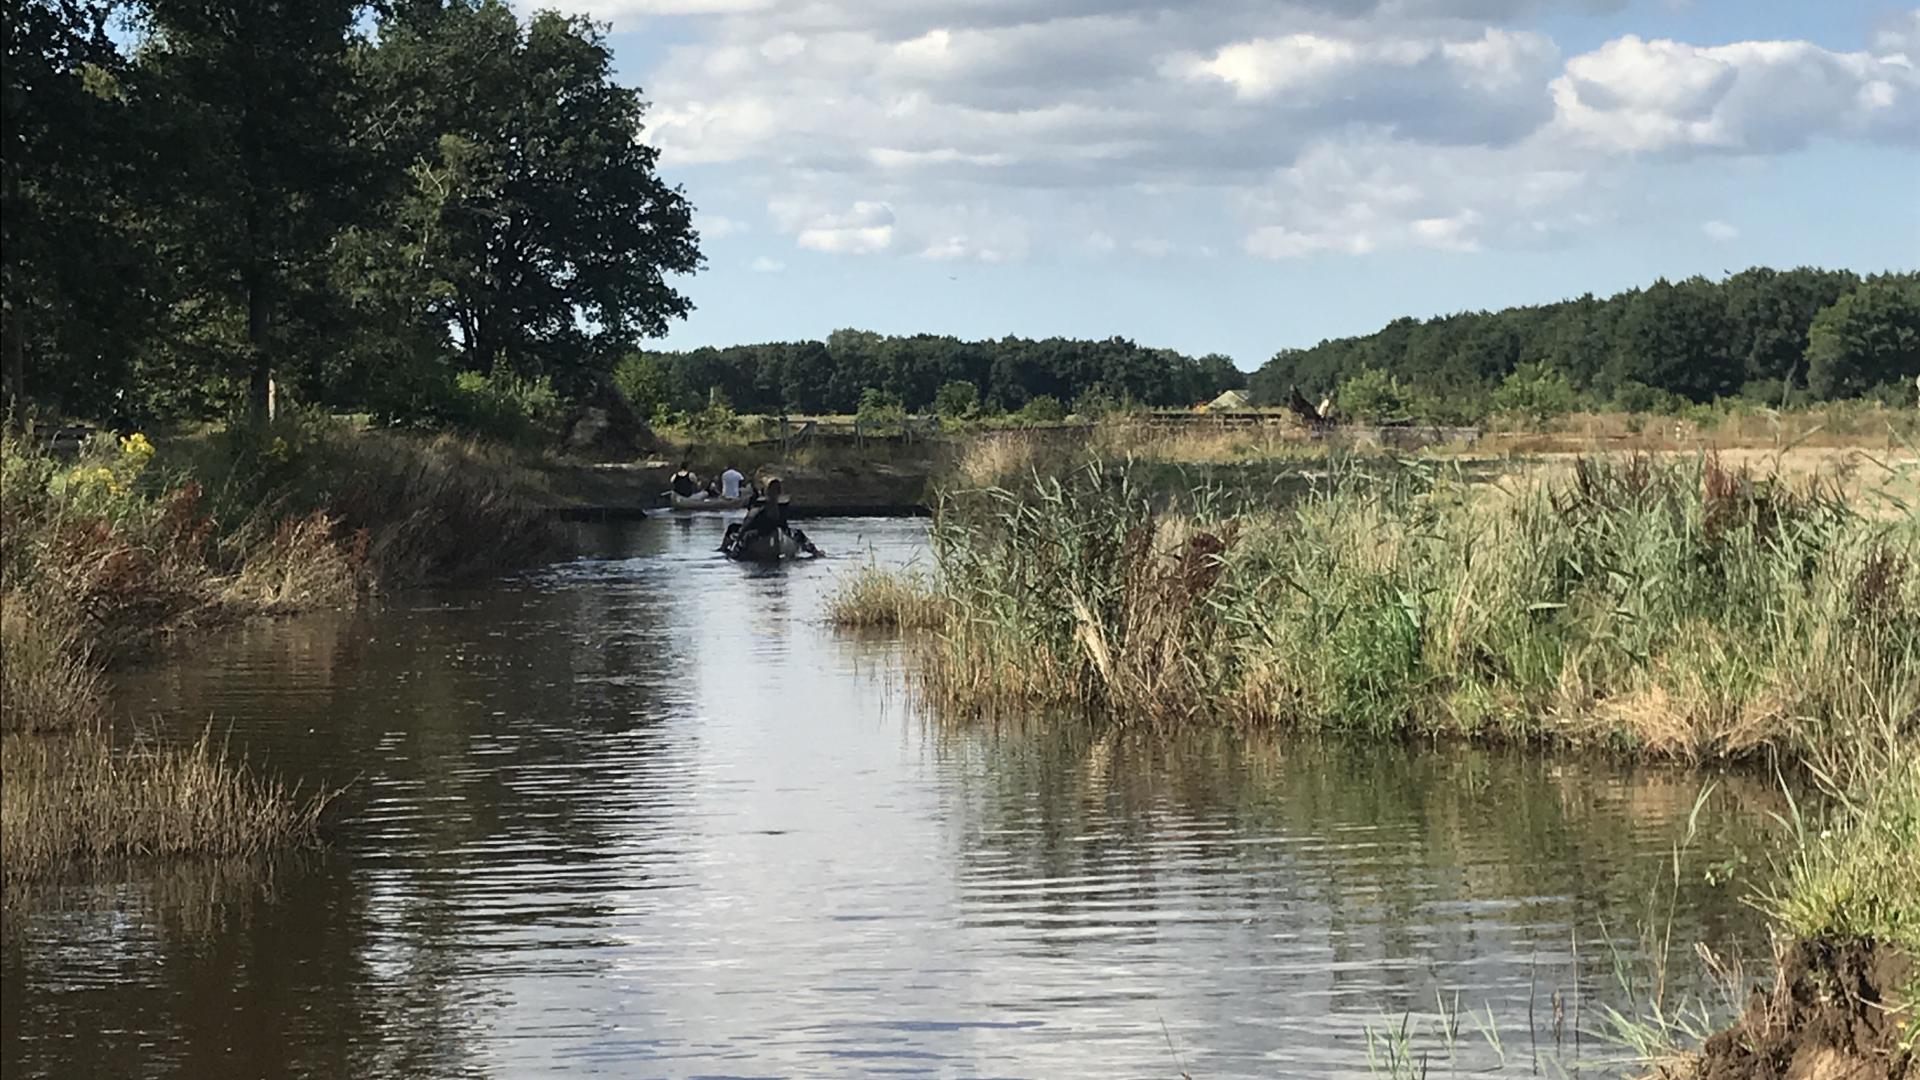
3,516,1778,1078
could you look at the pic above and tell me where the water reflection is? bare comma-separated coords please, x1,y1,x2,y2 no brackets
3,516,1778,1078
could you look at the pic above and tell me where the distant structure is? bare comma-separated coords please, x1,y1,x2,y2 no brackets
1206,388,1251,412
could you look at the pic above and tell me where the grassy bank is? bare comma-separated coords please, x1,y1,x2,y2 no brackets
1632,734,1918,1079
0,415,563,877
884,452,1917,767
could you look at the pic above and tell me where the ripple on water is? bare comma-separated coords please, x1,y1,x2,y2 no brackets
2,517,1780,1079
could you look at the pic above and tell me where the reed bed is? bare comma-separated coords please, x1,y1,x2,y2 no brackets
0,724,336,878
0,418,552,877
826,564,948,630
918,454,1920,767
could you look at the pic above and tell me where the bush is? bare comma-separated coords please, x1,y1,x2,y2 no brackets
1337,368,1410,421
933,380,980,420
1492,362,1580,427
686,393,739,438
1015,394,1066,425
446,366,561,445
857,387,906,424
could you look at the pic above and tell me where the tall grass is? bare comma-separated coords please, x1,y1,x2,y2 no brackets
920,454,1919,766
0,723,335,877
0,416,555,876
1765,730,1920,951
826,564,948,630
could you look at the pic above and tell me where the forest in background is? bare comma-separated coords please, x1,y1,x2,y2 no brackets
1250,268,1920,422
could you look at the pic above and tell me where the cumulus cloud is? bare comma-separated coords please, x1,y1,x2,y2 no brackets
749,255,786,272
1238,138,1592,259
1702,220,1740,242
1549,34,1920,154
622,0,1920,262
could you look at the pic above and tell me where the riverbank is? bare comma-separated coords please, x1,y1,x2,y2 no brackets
1643,735,1917,1080
0,418,565,877
831,443,1919,1074
879,452,1917,767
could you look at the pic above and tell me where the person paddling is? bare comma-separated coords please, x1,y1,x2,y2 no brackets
669,461,700,499
726,478,820,557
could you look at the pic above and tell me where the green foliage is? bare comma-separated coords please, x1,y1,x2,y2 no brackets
1807,278,1920,400
685,391,738,438
1337,368,1410,421
445,366,560,445
1249,268,1916,420
922,454,1919,760
613,352,673,418
634,332,1245,418
3,0,701,428
933,379,981,419
1015,394,1066,425
856,386,906,423
1491,362,1578,426
1768,738,1920,950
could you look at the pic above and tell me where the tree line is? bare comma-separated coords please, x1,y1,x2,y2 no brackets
1250,268,1920,421
618,329,1248,419
3,0,700,426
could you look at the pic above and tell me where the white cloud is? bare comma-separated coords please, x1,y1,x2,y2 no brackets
1239,138,1591,259
749,255,786,272
1873,10,1920,63
627,1,1920,262
782,200,898,254
1702,219,1740,242
1549,35,1920,154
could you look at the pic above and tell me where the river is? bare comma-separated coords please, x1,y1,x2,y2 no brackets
2,516,1779,1078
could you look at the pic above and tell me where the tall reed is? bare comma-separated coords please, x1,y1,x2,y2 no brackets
920,454,1919,766
1,723,336,877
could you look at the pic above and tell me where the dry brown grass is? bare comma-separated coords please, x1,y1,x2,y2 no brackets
826,564,949,630
222,509,366,613
0,722,337,878
0,595,107,734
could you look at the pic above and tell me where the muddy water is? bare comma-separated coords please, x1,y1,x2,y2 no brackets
3,517,1780,1078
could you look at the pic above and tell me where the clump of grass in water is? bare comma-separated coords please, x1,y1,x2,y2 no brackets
1,722,337,877
0,598,105,734
921,453,1919,764
825,564,948,630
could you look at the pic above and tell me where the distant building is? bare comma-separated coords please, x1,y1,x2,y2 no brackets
1205,389,1251,411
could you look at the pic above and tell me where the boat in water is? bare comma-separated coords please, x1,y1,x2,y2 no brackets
666,492,750,511
723,529,810,562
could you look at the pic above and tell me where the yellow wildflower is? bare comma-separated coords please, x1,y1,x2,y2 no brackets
119,432,155,473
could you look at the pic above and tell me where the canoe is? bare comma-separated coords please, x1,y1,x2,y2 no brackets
725,530,806,562
668,492,749,511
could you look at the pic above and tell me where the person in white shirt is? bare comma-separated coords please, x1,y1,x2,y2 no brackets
720,466,745,500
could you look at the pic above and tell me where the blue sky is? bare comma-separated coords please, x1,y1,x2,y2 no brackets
565,0,1920,367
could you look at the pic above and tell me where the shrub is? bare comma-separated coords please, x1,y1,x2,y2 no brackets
1492,362,1580,427
933,380,980,420
1337,368,1410,421
446,365,561,445
857,387,906,424
1015,394,1066,425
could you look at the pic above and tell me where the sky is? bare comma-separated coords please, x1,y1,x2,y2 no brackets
557,0,1920,367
